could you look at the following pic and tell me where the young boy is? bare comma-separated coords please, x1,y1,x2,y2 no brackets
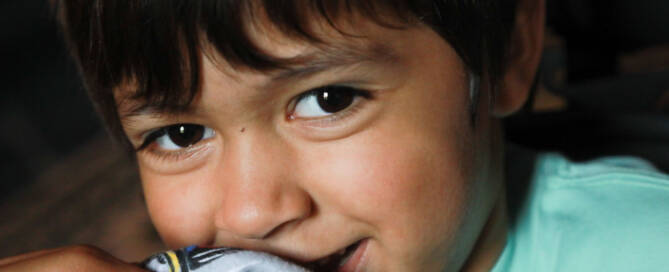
2,0,669,271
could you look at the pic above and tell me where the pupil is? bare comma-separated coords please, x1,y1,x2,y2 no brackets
317,87,354,113
167,124,204,147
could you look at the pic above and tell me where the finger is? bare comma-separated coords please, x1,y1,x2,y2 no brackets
0,248,61,267
0,245,147,272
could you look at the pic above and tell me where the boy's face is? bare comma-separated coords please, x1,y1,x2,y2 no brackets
121,15,503,271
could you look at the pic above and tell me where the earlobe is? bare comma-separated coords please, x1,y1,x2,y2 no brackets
492,0,545,117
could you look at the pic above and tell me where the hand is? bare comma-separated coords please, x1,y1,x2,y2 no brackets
0,245,147,272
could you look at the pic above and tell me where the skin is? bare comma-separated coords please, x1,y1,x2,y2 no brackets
133,21,498,272
0,0,543,271
0,245,146,272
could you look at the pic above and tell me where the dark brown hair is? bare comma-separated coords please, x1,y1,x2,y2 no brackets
54,0,517,150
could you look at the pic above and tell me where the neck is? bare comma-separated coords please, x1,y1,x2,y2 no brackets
460,185,508,272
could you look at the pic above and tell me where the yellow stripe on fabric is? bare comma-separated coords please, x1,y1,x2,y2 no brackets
167,251,182,272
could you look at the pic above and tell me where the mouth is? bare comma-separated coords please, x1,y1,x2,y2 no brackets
303,239,368,272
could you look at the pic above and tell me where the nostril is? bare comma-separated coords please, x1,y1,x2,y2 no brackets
216,134,314,240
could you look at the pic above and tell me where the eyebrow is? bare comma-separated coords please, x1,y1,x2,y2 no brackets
119,42,399,121
269,42,399,82
119,103,193,125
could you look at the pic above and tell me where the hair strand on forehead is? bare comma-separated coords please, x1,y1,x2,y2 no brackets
55,0,517,151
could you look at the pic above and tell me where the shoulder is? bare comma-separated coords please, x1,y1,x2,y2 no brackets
531,153,669,217
505,153,669,271
535,153,668,190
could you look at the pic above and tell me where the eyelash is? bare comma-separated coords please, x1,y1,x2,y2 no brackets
288,85,373,125
134,85,374,159
139,143,196,162
136,128,188,159
137,129,166,151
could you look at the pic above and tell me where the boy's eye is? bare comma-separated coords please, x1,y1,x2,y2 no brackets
293,86,369,118
147,124,215,151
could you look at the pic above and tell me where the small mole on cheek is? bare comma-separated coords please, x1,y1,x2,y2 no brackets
240,127,246,133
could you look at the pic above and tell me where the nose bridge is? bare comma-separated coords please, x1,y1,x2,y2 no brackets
215,130,311,239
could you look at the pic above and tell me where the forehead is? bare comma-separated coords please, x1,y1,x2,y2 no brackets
208,12,407,82
117,13,412,119
242,6,407,56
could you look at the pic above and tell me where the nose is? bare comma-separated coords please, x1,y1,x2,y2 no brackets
214,133,312,239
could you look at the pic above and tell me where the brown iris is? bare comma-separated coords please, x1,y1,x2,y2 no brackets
315,86,356,113
166,124,205,147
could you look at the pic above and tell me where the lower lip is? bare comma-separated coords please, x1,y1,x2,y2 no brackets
338,239,369,272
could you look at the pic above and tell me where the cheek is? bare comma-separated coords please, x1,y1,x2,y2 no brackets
140,168,215,248
301,110,474,238
295,68,483,267
302,123,476,271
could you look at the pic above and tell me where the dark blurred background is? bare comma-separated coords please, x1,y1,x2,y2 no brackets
0,0,100,200
0,0,668,262
0,0,162,261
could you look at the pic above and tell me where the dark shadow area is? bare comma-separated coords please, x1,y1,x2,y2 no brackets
0,0,162,261
506,0,669,173
0,0,102,199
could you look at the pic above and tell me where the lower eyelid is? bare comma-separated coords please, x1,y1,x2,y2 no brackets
136,147,214,175
140,138,214,165
299,96,367,127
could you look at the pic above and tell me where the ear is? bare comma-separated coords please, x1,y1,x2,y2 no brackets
492,0,546,117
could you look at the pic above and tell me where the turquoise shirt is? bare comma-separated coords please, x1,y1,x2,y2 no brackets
492,152,669,271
